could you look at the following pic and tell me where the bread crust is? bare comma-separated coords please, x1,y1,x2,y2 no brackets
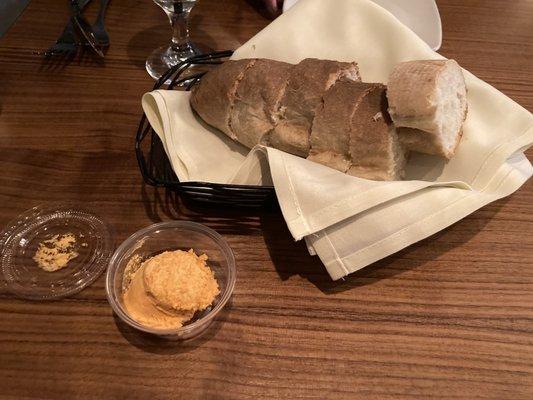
348,84,405,180
387,60,447,127
308,80,372,172
270,59,361,157
231,59,293,148
190,59,256,138
398,127,464,158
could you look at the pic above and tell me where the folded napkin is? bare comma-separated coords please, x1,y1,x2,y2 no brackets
142,0,533,280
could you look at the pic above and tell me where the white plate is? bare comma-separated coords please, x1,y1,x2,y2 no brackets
282,0,442,51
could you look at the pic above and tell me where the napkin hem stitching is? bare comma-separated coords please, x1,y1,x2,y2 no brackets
470,124,533,188
286,179,472,240
283,154,304,218
330,165,515,273
166,97,199,178
323,231,350,276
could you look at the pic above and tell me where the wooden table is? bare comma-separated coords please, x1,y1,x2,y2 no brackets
1,0,532,398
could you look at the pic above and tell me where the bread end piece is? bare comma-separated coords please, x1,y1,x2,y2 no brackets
387,59,467,159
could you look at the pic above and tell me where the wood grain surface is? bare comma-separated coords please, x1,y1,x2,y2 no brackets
0,0,532,398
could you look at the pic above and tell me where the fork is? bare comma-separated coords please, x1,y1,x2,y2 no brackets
44,0,93,58
93,0,111,47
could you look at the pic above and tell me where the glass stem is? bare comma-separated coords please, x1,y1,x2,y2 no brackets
168,9,191,52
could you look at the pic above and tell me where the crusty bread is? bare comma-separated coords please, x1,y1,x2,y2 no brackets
397,127,464,157
269,59,361,157
387,59,467,159
189,57,470,182
308,80,372,173
347,83,406,181
190,59,256,139
309,81,405,181
231,59,292,148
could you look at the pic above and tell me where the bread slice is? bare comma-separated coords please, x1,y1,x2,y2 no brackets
308,80,373,173
308,81,405,181
230,59,293,148
347,84,406,181
387,59,467,159
190,59,256,139
397,127,462,157
270,59,361,157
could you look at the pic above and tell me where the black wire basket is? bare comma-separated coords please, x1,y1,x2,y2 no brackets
135,51,276,207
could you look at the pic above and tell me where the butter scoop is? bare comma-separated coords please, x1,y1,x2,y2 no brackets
124,264,194,329
143,250,220,312
123,249,220,329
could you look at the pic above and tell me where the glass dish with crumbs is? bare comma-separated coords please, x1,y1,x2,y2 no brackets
0,203,113,300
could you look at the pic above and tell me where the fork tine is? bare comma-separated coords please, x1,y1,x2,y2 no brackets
44,45,60,57
45,42,79,58
44,49,61,58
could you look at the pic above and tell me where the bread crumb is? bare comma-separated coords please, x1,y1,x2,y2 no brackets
33,233,78,272
372,112,383,122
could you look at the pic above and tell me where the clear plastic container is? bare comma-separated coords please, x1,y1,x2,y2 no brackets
105,221,235,339
0,203,112,300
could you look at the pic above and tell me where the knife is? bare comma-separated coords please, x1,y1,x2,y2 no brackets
69,0,105,58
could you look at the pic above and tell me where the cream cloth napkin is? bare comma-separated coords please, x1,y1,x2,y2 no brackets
142,0,533,280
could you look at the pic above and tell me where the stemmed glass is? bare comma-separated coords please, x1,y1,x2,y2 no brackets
146,0,200,82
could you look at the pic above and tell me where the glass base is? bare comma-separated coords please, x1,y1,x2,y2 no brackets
145,43,201,84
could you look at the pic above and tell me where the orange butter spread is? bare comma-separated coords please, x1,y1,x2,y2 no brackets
123,249,219,329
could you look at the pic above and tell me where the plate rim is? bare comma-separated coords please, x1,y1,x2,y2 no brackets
282,0,442,51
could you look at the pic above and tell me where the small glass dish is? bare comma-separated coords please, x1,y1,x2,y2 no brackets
0,203,112,300
106,221,235,340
